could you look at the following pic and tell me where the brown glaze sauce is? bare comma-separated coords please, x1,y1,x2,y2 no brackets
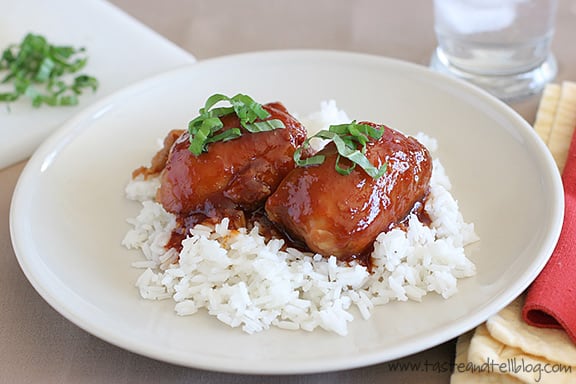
164,190,431,273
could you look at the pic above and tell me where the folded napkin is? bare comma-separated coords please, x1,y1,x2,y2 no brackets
452,297,576,384
451,81,576,384
523,81,576,342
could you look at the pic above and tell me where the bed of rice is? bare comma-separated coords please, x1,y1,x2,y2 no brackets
122,101,478,336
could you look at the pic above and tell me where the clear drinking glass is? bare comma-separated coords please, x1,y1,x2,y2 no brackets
430,0,558,101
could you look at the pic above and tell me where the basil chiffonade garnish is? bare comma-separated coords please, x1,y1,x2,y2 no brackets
188,93,285,155
0,33,98,107
294,121,387,179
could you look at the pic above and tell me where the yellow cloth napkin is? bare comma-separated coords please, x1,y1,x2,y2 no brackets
450,81,576,384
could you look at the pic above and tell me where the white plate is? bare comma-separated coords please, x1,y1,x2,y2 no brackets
0,0,195,169
10,50,564,374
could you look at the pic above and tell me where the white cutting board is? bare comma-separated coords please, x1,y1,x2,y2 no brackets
0,0,195,169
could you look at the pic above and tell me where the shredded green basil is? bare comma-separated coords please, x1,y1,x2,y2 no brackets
188,93,285,155
0,33,98,107
294,121,387,179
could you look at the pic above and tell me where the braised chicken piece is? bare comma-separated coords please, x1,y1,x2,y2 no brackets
265,122,432,260
156,102,307,222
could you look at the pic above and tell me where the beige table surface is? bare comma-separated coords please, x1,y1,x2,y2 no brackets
2,1,575,382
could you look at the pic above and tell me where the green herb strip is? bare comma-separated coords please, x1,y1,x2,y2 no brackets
188,93,285,155
0,33,98,107
294,121,387,179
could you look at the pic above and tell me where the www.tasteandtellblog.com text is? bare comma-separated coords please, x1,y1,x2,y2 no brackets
386,357,572,382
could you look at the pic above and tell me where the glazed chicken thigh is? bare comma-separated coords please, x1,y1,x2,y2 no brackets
156,102,307,223
265,122,432,259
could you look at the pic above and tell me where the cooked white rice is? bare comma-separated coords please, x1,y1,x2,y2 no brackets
122,101,478,336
